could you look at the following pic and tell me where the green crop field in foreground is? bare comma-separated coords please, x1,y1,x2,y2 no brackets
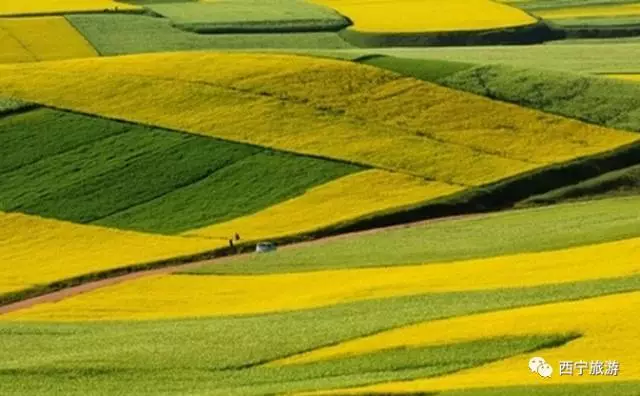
66,14,353,56
146,0,349,33
0,109,361,234
1,275,638,395
190,196,640,274
0,335,571,396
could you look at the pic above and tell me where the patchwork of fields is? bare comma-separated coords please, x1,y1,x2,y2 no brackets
1,1,640,395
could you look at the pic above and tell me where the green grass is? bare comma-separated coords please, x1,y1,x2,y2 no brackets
0,335,574,396
0,108,362,234
189,196,640,274
2,275,638,395
95,151,362,234
439,64,640,133
66,14,354,56
520,164,640,206
438,381,640,396
145,0,350,33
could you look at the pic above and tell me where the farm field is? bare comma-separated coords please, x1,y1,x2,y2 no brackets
330,42,640,73
0,211,217,296
610,73,640,81
145,0,349,33
185,170,462,242
311,0,537,33
66,14,355,55
0,17,97,63
8,236,640,320
0,53,637,188
0,0,139,16
0,108,361,234
1,1,640,395
193,196,640,274
2,208,640,394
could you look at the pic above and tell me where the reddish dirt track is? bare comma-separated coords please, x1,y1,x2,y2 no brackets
0,212,481,316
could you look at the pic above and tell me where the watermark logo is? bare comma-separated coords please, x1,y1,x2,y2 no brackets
529,357,553,378
529,357,620,379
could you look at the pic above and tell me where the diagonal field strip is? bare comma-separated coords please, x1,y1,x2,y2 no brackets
0,53,635,187
0,17,97,63
5,236,639,321
305,291,640,394
184,169,463,241
0,107,362,234
191,196,640,274
0,211,220,296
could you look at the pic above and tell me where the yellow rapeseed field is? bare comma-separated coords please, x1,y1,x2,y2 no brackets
186,170,462,241
534,3,640,20
0,28,33,63
300,291,640,394
6,237,639,321
0,0,139,16
0,17,97,63
0,53,635,187
313,0,536,32
607,74,640,82
0,212,220,295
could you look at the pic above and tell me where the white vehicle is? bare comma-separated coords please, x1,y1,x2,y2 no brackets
256,241,277,253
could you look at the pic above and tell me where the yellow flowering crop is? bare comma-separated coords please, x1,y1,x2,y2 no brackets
186,170,462,241
0,212,220,295
0,53,635,187
6,237,639,321
302,291,640,394
0,0,139,16
608,74,640,82
0,28,33,64
0,17,97,64
313,0,536,32
534,3,640,20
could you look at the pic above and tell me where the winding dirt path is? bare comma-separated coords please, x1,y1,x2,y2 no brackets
0,212,480,316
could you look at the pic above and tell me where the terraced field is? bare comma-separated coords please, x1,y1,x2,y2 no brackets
1,1,640,395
